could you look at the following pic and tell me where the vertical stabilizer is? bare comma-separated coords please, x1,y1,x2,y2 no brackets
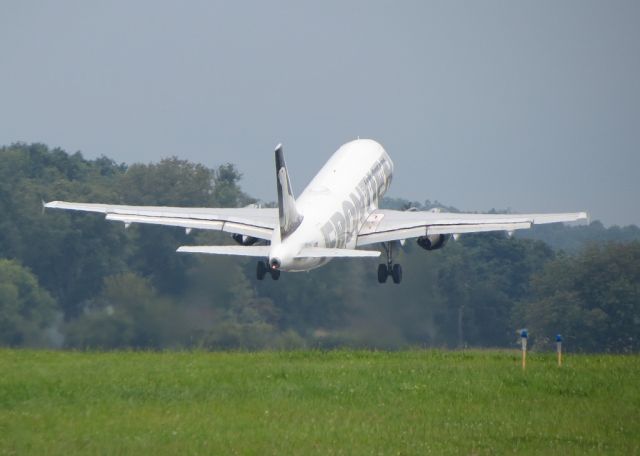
274,144,303,239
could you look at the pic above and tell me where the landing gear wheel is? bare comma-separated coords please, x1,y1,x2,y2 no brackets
391,263,403,284
256,261,267,280
270,268,281,280
377,264,389,283
377,242,404,284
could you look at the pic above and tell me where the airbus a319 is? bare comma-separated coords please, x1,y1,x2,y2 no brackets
46,139,588,284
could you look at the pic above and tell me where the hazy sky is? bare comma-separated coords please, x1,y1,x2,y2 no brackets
2,1,639,225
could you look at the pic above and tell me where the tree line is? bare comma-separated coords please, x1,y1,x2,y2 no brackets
1,143,638,352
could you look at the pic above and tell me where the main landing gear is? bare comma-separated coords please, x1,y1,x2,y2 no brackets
256,260,280,281
378,242,402,284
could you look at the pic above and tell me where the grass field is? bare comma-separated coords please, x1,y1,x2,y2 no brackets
0,349,638,455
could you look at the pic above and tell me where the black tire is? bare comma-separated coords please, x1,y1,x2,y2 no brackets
377,264,389,283
392,263,403,284
271,268,281,280
256,261,267,280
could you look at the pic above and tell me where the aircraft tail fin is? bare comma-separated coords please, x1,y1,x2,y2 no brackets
274,144,303,240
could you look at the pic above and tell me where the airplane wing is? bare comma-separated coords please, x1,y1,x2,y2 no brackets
356,209,589,246
44,201,277,240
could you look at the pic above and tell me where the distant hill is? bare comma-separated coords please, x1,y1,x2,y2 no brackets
517,220,640,252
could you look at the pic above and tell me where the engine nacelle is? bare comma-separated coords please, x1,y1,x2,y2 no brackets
232,234,258,246
416,234,450,251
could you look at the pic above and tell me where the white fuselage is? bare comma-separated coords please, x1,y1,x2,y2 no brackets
269,139,393,272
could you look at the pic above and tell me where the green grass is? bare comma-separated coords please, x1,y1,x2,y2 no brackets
0,350,638,455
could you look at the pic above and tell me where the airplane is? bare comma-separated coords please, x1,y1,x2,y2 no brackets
45,139,588,284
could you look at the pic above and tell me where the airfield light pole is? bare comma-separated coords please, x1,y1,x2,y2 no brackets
556,334,563,367
520,329,528,371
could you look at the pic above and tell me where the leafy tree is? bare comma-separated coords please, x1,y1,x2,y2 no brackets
0,143,128,318
182,254,288,349
117,157,215,206
65,273,185,349
0,259,57,346
516,242,640,352
434,234,554,348
212,163,254,208
115,159,252,295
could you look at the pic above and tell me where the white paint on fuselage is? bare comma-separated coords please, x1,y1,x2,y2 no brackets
268,139,393,272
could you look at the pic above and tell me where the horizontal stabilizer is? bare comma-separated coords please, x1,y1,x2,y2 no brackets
296,247,380,258
177,245,270,257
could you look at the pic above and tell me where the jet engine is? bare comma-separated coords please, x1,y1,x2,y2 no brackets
416,234,450,251
232,234,258,246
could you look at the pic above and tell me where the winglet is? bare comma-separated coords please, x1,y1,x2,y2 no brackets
275,144,303,239
582,212,591,224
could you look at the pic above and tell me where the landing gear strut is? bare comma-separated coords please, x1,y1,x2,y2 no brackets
378,242,402,284
256,260,280,281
